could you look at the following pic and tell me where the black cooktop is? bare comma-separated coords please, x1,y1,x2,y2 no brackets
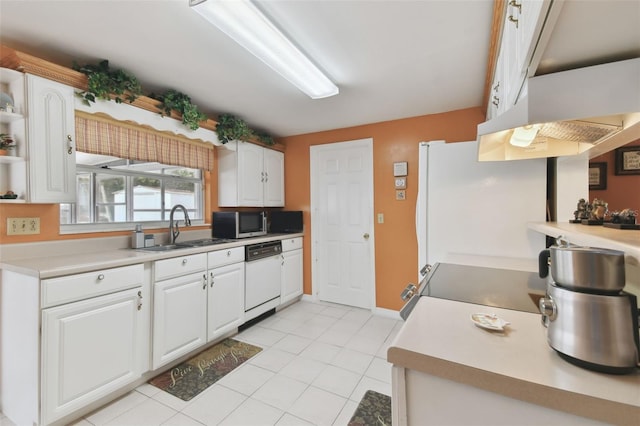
420,263,547,314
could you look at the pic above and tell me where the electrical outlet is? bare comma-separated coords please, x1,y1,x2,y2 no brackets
7,217,40,235
377,213,384,224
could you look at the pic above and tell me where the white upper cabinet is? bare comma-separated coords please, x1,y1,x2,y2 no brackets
492,0,551,114
218,141,285,207
263,147,285,207
26,74,76,203
488,51,504,119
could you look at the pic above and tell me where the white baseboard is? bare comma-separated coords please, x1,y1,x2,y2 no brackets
299,294,401,319
374,306,401,320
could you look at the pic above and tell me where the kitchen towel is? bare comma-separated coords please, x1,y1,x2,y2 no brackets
349,389,392,426
148,338,262,401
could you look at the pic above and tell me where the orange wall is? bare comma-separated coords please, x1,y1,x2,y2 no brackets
0,107,483,311
589,139,640,213
281,107,485,310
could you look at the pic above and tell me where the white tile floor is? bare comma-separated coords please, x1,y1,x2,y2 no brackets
2,300,402,426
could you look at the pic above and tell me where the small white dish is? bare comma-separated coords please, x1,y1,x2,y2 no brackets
471,313,510,331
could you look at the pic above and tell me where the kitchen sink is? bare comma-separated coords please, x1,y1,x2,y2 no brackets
136,244,187,252
176,238,232,247
135,238,231,252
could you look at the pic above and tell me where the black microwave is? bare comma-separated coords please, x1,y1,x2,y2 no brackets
270,211,303,233
212,211,267,239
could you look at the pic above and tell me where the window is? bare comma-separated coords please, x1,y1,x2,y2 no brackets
60,152,204,232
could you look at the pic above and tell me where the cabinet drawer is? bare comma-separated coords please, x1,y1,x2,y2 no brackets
208,247,244,268
155,253,207,281
41,264,143,308
281,237,303,252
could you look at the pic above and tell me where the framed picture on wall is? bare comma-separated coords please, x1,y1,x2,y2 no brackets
615,146,640,175
588,162,607,190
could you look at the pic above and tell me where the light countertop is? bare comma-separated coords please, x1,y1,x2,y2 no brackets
0,233,303,279
388,296,640,425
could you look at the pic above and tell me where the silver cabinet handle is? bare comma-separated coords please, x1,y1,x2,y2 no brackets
202,273,207,290
137,290,143,311
363,233,370,240
508,15,519,28
509,0,521,13
97,274,105,281
227,250,231,257
182,259,188,265
210,272,214,287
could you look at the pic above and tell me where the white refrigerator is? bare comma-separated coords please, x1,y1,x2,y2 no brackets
416,140,547,280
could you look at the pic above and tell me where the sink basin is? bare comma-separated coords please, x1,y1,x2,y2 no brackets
177,238,232,247
137,244,187,252
136,238,231,252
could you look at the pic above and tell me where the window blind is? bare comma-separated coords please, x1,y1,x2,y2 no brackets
75,111,214,171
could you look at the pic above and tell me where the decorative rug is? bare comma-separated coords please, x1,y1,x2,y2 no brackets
348,390,392,426
148,338,262,401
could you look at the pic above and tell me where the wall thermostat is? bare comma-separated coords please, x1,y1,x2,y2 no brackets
393,161,408,177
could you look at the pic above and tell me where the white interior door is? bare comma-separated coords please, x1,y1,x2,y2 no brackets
310,138,374,309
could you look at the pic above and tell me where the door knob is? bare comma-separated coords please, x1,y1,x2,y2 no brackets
363,233,370,240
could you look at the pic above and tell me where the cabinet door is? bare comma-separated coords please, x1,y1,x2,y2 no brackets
41,287,143,424
281,249,303,304
207,262,245,342
237,141,264,206
488,52,503,119
263,148,285,207
153,272,208,369
26,74,76,203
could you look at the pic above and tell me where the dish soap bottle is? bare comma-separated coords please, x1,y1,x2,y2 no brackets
131,224,144,248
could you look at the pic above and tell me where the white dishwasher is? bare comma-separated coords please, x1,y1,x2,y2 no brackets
244,240,282,322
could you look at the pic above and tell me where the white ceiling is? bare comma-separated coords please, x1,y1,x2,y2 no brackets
2,1,639,140
0,0,494,138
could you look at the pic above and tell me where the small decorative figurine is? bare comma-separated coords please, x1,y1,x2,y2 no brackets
573,198,589,221
589,198,608,221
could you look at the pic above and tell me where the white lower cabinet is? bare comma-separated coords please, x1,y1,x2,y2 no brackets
1,264,146,426
207,248,245,342
41,288,144,424
152,248,245,369
152,271,208,369
281,237,303,305
152,254,208,369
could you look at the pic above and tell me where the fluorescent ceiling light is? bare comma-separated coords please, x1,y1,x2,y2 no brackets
190,0,339,99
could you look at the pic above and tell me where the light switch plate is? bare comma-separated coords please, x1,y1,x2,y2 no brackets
7,217,40,235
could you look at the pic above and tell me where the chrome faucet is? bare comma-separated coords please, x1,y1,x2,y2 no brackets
169,204,191,244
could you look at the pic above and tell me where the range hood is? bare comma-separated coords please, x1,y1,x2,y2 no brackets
477,58,640,161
